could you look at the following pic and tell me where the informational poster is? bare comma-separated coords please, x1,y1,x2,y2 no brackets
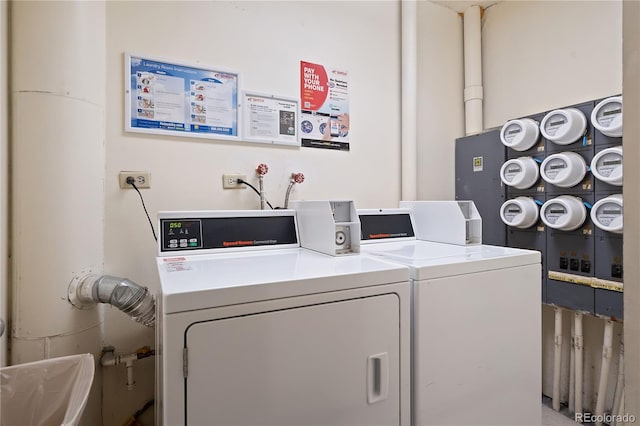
242,92,300,146
125,54,240,141
300,61,350,151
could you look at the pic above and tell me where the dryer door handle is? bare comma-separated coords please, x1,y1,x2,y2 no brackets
367,352,389,404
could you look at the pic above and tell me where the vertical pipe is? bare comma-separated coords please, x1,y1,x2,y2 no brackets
575,312,584,416
553,307,563,411
595,320,614,426
0,0,8,367
569,315,576,413
612,340,624,426
401,0,417,201
463,5,483,135
10,1,105,422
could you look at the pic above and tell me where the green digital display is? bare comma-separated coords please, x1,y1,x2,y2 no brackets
169,222,182,229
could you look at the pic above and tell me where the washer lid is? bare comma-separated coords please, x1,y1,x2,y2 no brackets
157,248,409,314
360,240,540,280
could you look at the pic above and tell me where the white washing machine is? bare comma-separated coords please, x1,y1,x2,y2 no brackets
358,208,541,426
155,210,411,426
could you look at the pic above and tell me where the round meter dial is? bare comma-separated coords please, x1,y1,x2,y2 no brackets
500,118,540,151
500,197,539,229
591,194,623,234
500,157,539,189
540,108,587,145
540,152,587,188
541,195,587,231
591,146,622,186
592,96,622,137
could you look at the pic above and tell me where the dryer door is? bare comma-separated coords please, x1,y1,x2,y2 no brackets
185,293,400,426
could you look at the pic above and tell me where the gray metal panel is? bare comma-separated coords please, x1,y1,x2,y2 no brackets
594,288,623,320
594,233,623,282
455,129,506,246
546,280,594,314
507,227,547,303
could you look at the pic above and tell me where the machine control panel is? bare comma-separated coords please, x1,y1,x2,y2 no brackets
359,213,415,241
159,214,298,253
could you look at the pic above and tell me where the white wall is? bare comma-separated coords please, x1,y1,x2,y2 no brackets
482,0,623,415
483,1,622,128
103,1,404,423
417,1,464,200
623,0,640,418
0,0,7,367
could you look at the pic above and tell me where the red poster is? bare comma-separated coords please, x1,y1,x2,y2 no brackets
300,61,328,111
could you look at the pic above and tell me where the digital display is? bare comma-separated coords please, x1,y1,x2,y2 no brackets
549,209,565,214
602,108,621,117
602,159,622,166
549,163,567,170
549,119,566,126
169,222,182,228
508,128,522,135
507,208,521,213
602,209,621,215
507,167,521,174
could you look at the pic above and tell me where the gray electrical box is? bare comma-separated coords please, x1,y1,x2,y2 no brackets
455,129,506,246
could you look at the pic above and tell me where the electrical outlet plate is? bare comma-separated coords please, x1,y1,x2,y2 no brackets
119,171,151,189
222,173,247,189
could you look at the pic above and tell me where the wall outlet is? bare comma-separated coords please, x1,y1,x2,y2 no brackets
119,171,151,189
222,173,247,189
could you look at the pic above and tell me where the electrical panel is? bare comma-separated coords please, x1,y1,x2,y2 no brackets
455,96,623,319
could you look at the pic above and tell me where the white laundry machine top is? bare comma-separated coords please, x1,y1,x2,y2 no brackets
156,210,408,314
358,208,541,280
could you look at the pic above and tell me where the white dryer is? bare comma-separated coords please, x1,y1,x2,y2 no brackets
358,208,541,426
155,210,411,426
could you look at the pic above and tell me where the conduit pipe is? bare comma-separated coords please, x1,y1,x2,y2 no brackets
69,274,155,328
612,340,624,426
575,312,584,416
553,307,563,411
401,0,417,201
595,320,614,426
463,5,483,135
569,317,576,414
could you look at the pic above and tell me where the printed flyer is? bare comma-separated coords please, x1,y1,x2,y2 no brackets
300,61,350,151
126,54,239,140
242,92,299,146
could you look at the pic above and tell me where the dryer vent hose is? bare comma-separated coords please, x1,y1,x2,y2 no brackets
70,274,156,328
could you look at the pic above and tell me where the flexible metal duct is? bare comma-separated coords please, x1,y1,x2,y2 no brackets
69,274,155,328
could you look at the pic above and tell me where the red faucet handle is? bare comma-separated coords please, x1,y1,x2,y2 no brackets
256,163,269,175
292,173,305,184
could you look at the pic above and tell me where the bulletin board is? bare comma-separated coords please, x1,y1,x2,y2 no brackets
125,53,240,141
241,91,300,146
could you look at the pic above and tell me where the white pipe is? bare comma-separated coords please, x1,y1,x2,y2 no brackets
101,346,155,391
612,341,624,425
258,175,265,210
575,312,584,416
569,316,576,414
463,5,484,135
401,0,417,201
553,307,563,411
595,320,614,426
616,388,625,421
